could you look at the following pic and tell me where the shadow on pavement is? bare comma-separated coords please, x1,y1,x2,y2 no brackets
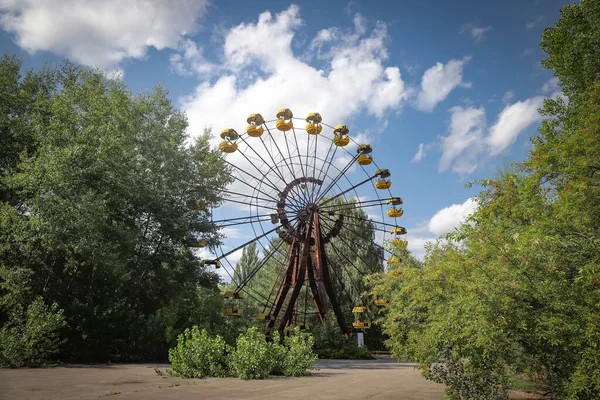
314,358,417,370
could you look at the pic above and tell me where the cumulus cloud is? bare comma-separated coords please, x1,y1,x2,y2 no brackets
406,198,478,259
460,23,493,43
182,6,409,138
0,0,207,72
415,56,472,112
170,38,215,77
438,106,486,175
428,198,477,236
487,96,544,156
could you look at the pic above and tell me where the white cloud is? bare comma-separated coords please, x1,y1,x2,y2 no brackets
170,38,214,77
487,96,544,156
438,106,486,175
428,198,477,236
0,0,207,72
412,143,426,163
526,16,544,30
182,6,409,138
540,77,559,95
460,23,493,43
415,56,472,112
406,199,477,259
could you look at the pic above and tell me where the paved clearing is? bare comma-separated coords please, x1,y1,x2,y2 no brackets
0,358,540,400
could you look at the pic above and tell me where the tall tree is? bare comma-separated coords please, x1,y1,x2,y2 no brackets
0,58,231,362
372,1,600,398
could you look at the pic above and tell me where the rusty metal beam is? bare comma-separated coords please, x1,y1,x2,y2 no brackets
314,212,349,336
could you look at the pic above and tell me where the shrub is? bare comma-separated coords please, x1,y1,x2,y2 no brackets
0,298,66,367
282,328,317,376
168,326,228,378
229,327,275,379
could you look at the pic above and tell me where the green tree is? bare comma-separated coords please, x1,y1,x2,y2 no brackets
372,1,600,398
0,57,231,363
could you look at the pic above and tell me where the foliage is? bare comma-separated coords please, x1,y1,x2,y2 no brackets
312,312,374,359
0,56,231,362
372,1,600,398
229,327,277,379
282,328,318,376
168,326,229,378
0,297,66,367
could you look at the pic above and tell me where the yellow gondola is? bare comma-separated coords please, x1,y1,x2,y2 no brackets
333,125,349,135
376,168,391,178
202,259,220,268
391,226,407,235
357,154,373,165
387,255,400,264
388,208,404,218
219,128,239,153
357,144,372,154
247,113,265,125
305,112,323,134
256,313,276,321
352,306,371,329
391,239,408,250
186,200,206,211
375,179,391,190
219,141,238,153
276,108,293,131
246,113,265,137
386,197,403,205
333,135,350,146
189,239,206,248
333,124,350,147
375,299,390,306
223,307,243,317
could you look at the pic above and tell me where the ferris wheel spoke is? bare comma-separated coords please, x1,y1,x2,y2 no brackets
249,133,308,206
218,196,279,211
315,153,361,203
328,212,405,229
226,173,284,205
319,201,387,214
234,237,288,292
318,175,379,207
320,212,390,255
225,147,286,201
263,125,309,204
319,198,389,210
211,213,276,225
326,237,378,283
312,138,338,201
224,160,281,198
214,216,298,261
219,255,274,307
324,242,364,307
283,126,307,201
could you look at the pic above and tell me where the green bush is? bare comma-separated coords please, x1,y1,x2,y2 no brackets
282,329,317,376
0,298,66,367
229,327,275,379
168,326,228,378
316,341,374,360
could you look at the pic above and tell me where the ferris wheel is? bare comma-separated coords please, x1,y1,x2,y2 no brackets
190,109,407,336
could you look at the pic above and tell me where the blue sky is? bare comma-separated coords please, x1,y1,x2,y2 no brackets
0,0,569,264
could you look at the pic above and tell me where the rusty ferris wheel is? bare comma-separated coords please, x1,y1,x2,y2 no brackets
190,109,407,336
